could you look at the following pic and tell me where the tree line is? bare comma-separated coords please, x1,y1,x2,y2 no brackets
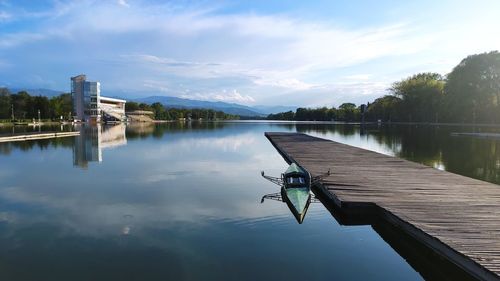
0,89,72,121
0,89,239,122
267,103,361,122
268,51,500,124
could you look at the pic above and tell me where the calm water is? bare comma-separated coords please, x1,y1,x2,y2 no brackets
0,121,498,281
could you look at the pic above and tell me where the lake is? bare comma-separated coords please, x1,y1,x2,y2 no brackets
0,121,498,281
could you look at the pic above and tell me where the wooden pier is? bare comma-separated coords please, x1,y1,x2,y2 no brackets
266,132,500,281
0,131,80,143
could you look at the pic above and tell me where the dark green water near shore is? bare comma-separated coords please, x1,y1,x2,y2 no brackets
0,122,496,280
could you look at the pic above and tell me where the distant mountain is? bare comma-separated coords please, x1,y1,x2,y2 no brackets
133,96,298,116
8,88,64,97
6,87,296,117
133,96,266,117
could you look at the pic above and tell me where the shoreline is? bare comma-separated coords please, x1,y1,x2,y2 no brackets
3,119,500,129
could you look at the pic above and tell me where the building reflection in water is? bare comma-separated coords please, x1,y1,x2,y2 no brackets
73,124,127,168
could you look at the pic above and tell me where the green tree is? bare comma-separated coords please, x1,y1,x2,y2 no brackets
445,51,500,123
125,101,140,112
295,108,309,120
0,88,11,119
163,108,172,120
366,95,402,122
327,107,336,121
337,103,359,121
32,96,50,119
60,93,73,118
11,91,33,120
49,93,72,119
267,110,295,120
390,73,444,122
138,103,152,111
151,102,168,120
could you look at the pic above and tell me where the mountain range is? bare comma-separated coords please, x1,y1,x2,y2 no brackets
132,96,296,116
7,88,296,116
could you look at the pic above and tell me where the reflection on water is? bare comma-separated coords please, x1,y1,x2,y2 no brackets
3,121,500,185
317,192,477,281
0,121,499,280
73,124,127,168
73,125,101,167
261,188,316,224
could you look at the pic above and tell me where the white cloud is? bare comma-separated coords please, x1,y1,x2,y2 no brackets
343,74,373,81
1,1,499,105
264,81,389,107
0,32,47,48
1,3,424,68
117,0,129,8
121,54,227,77
254,78,317,91
213,89,255,103
0,10,10,21
182,89,255,104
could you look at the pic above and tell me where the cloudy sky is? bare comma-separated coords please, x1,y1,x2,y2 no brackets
1,0,499,106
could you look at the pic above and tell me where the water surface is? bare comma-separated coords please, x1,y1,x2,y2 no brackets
0,122,496,280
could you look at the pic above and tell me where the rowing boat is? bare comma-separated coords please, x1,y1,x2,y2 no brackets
261,163,329,224
281,163,311,223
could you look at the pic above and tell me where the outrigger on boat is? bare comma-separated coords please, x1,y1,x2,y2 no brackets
261,163,330,224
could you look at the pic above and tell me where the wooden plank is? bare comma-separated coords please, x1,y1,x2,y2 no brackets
266,132,500,281
0,131,80,143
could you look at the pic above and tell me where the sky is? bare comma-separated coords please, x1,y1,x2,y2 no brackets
0,0,499,106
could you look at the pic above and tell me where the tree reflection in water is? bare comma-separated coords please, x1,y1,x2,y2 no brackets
2,122,500,184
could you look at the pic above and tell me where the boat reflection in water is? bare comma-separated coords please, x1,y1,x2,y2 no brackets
261,163,329,224
261,187,317,224
73,123,127,168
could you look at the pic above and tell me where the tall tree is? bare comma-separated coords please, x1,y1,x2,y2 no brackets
366,95,402,121
445,51,500,123
0,88,11,119
337,103,359,121
125,101,140,112
11,91,33,120
390,72,444,122
151,102,168,120
49,93,72,119
32,96,50,119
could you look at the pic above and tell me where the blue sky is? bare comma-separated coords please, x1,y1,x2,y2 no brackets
1,0,499,106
